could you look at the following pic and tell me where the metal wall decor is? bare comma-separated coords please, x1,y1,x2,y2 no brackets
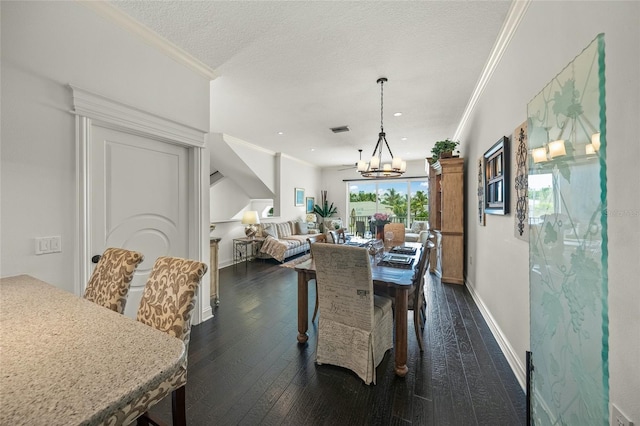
513,121,529,241
477,157,485,226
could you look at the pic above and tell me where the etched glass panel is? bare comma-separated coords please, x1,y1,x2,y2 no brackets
528,34,608,425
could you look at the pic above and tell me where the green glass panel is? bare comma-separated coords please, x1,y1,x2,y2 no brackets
528,34,608,425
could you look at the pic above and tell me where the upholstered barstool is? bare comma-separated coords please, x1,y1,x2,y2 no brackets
105,256,207,426
83,247,144,314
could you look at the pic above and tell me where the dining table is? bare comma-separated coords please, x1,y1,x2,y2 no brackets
295,241,422,377
0,275,185,426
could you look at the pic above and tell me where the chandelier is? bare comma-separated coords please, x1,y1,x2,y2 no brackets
358,77,406,178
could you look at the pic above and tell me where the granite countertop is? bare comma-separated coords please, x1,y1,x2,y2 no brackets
0,275,185,426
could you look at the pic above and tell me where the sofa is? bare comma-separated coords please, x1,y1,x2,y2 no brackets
257,220,319,262
404,221,430,243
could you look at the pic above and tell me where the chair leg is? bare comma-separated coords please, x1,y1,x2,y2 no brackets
414,305,424,352
312,281,319,322
172,385,186,426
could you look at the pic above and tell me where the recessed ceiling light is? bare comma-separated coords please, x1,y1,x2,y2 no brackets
277,131,284,135
393,112,402,117
311,148,315,152
401,137,408,141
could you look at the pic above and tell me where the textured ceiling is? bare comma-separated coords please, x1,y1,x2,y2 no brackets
111,1,511,168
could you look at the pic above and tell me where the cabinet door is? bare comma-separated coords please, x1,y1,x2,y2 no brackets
441,233,464,285
440,172,464,233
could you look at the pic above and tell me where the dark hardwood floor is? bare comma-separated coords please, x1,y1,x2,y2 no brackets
147,257,526,425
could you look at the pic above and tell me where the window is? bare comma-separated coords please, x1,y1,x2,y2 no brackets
347,179,429,233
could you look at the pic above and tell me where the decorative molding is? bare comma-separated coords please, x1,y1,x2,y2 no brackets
69,84,206,148
465,277,527,390
77,0,217,80
453,0,531,141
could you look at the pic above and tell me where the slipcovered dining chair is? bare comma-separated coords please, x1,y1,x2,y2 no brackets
83,247,144,314
311,243,394,385
106,256,207,426
383,222,405,246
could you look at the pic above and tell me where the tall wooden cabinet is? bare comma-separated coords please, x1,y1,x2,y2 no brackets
428,157,465,285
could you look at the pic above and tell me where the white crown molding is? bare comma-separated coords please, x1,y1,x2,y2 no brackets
453,0,531,141
77,0,217,81
69,84,207,148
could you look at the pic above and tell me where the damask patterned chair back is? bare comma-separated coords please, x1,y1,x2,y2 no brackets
130,256,207,426
383,223,405,246
83,247,144,314
137,256,208,359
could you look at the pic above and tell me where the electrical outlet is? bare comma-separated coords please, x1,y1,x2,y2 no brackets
35,236,62,255
469,255,473,265
612,404,633,426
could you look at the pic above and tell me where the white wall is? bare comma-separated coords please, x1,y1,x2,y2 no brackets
209,145,321,267
1,2,210,293
459,1,639,422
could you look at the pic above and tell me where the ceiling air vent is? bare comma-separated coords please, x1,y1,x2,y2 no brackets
330,125,350,133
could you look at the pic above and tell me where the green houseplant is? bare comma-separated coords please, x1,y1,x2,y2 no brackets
313,190,337,231
430,138,460,163
313,190,337,218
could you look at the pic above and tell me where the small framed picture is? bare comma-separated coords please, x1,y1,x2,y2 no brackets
295,188,305,206
306,197,315,213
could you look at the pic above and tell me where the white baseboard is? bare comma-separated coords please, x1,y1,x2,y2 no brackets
465,278,527,391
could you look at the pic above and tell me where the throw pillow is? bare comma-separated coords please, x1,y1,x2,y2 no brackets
295,221,309,235
276,222,292,238
263,224,278,239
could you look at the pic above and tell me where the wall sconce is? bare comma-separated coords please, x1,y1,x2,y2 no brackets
532,147,548,163
591,132,601,151
547,139,566,159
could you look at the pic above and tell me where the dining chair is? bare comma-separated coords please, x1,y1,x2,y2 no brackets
106,256,207,426
355,220,366,237
307,233,327,323
311,243,394,385
411,241,434,352
83,247,144,314
383,222,405,246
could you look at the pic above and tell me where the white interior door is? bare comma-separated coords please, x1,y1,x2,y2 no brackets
90,125,189,318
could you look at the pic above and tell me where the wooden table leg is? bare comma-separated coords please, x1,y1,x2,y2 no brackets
394,287,409,377
297,271,309,343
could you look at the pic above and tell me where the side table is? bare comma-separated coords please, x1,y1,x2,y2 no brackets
232,237,265,270
210,237,221,306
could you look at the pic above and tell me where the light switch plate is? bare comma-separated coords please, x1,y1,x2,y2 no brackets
612,404,633,426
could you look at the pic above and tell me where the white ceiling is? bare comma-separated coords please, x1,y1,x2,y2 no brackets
111,1,512,168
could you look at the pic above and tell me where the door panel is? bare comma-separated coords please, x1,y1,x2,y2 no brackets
91,126,189,318
527,35,608,425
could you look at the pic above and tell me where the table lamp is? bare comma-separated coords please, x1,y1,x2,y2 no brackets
241,211,260,238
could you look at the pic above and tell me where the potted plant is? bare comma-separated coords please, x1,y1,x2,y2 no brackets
313,190,338,231
430,138,460,163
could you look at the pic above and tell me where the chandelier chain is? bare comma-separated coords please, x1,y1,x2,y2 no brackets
380,79,384,132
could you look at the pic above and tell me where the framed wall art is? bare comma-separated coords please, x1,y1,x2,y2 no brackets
294,188,305,206
483,136,509,215
306,197,315,213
